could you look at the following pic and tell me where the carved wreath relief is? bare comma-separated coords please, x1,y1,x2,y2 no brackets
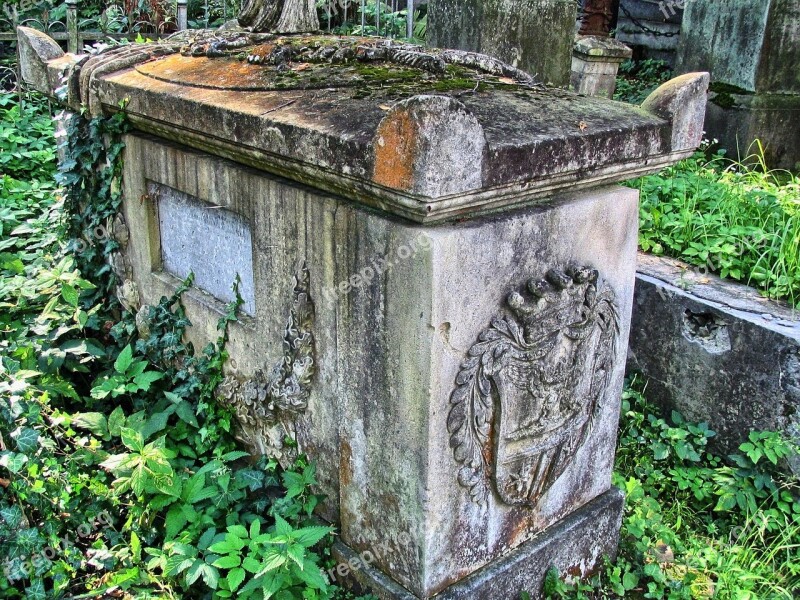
447,266,620,507
216,264,314,463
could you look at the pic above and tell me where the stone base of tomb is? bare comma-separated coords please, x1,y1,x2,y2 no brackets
331,487,625,600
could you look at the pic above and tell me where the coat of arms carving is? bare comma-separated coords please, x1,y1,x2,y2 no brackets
447,266,620,507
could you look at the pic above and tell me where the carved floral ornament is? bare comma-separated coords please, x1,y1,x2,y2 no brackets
447,266,620,508
216,264,315,462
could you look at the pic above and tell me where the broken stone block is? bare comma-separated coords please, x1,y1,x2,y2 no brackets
628,253,800,475
570,35,633,98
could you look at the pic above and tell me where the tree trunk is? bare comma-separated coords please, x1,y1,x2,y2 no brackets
275,0,319,33
238,0,319,33
238,0,282,31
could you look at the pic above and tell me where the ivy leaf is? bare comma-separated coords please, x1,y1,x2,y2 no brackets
0,505,23,528
235,469,265,492
133,370,164,390
114,345,134,374
11,426,39,453
24,578,46,600
0,451,28,474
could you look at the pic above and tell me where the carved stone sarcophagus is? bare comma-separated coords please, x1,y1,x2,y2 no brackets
18,25,708,599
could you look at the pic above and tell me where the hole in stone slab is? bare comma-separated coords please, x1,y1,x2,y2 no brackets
681,309,731,354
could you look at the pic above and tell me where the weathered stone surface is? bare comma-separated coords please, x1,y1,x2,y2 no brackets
641,72,709,152
331,487,624,599
628,254,800,474
16,26,69,94
155,183,256,315
676,0,800,95
121,131,639,596
427,0,577,87
704,91,800,172
674,0,799,168
570,36,633,98
17,30,708,222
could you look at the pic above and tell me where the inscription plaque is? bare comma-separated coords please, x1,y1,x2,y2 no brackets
154,183,256,315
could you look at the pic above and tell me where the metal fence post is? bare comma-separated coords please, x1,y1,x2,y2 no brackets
177,0,188,31
406,0,413,39
66,0,78,54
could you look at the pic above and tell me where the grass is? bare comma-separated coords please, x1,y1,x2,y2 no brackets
631,143,800,307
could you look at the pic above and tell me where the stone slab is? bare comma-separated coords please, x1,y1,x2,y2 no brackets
331,487,625,599
16,28,709,223
627,253,800,473
676,0,800,95
704,92,800,171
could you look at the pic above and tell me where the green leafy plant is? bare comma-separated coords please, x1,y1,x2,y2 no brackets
544,379,800,599
633,144,800,307
614,59,672,105
0,89,352,599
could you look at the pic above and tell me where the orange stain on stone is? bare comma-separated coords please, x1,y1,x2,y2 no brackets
373,108,418,192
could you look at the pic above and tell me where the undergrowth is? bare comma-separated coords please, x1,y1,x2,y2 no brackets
545,380,800,599
633,143,800,307
0,91,353,598
614,59,672,105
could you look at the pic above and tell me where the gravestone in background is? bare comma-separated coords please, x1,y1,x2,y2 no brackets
18,25,709,599
676,0,800,170
427,0,577,86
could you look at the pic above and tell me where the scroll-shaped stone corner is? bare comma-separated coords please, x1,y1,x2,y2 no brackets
17,26,68,95
642,72,710,153
238,0,319,33
215,263,315,464
447,266,620,508
372,95,487,200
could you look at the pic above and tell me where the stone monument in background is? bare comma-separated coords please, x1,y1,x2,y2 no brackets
676,0,800,170
427,0,577,86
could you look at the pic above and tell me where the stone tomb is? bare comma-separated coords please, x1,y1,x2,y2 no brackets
19,27,708,598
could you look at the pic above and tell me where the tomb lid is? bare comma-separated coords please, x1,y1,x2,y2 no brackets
18,27,709,223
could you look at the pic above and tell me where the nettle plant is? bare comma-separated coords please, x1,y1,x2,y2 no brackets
0,93,348,599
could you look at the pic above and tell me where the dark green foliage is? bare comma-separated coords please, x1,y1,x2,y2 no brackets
613,59,672,105
0,90,358,599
